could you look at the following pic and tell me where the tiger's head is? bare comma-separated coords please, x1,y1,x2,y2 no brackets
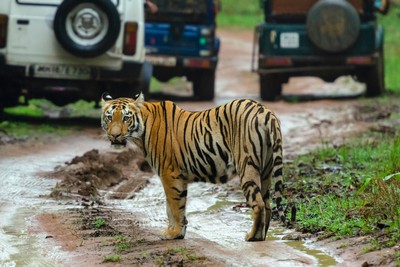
101,92,144,147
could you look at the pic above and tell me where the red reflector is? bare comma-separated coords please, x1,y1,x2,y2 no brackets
0,15,8,48
346,56,373,65
150,37,156,45
265,57,292,66
123,22,138,55
183,59,211,68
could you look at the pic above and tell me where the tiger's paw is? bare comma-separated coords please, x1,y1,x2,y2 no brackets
245,226,266,242
160,226,186,240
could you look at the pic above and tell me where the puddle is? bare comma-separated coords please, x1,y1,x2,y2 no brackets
0,137,107,267
268,228,338,267
0,206,66,267
107,175,338,267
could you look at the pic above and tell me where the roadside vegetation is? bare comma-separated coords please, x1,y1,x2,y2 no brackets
378,4,400,94
286,130,399,248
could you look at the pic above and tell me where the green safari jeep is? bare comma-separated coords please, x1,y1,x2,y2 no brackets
253,0,390,101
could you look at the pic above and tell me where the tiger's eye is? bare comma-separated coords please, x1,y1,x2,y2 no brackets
123,116,130,122
107,115,112,120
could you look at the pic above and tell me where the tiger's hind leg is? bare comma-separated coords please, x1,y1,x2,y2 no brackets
261,170,273,239
241,166,267,241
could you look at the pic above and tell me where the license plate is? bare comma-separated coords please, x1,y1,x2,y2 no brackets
33,64,91,79
280,33,299,49
146,56,177,67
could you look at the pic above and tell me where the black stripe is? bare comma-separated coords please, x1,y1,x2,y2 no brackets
216,143,229,165
179,190,188,198
205,153,217,178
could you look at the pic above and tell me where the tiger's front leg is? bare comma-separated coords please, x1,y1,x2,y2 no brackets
160,178,188,240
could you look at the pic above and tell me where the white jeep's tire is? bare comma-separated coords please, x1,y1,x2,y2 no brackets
53,0,121,58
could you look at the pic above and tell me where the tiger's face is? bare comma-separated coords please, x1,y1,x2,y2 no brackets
101,92,144,146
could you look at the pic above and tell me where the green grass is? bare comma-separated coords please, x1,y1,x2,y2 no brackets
217,0,263,29
4,98,99,118
103,254,121,263
378,4,400,93
0,120,70,139
92,217,107,229
288,132,400,249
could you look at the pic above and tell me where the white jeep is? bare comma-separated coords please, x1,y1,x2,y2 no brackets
0,0,151,110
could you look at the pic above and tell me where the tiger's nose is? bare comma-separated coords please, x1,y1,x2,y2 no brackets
110,128,121,140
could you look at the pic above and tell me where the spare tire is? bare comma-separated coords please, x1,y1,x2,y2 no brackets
306,0,360,53
53,0,121,58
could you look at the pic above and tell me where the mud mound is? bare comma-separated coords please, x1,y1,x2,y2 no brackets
47,148,153,198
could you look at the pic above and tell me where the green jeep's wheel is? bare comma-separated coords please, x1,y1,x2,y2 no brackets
306,0,360,53
357,49,385,97
259,73,286,101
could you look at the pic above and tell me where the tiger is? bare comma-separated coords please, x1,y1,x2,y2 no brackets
101,92,286,241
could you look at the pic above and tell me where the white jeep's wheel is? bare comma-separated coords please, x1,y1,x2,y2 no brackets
53,0,121,58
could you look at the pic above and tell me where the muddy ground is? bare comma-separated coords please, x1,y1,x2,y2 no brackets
1,29,399,267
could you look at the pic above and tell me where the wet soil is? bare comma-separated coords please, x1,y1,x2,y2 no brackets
1,28,399,266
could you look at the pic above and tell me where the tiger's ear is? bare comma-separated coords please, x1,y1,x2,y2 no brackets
101,92,113,107
133,92,144,107
102,92,113,101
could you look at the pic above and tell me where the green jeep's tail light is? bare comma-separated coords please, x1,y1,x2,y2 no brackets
123,22,138,55
346,56,373,65
0,15,8,48
263,57,292,67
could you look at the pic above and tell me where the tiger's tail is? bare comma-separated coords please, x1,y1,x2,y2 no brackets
269,114,286,224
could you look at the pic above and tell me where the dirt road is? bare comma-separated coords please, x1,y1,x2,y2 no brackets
0,29,393,267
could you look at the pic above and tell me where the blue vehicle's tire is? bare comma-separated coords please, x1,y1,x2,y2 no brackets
306,0,360,53
192,69,215,101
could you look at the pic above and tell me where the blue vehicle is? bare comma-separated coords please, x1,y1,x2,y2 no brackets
145,0,220,100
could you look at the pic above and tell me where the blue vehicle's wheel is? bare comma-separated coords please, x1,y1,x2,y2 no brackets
192,69,215,101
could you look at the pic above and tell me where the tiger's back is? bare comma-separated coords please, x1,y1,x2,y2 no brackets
101,93,285,241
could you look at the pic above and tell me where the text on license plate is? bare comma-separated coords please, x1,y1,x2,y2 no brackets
280,33,299,49
146,56,177,67
33,64,91,80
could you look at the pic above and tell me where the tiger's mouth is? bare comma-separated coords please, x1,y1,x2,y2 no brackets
110,139,127,148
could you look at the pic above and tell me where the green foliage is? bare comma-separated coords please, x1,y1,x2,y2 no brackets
92,217,107,229
0,121,69,138
4,99,44,117
4,98,99,118
289,133,400,248
217,0,263,28
103,254,121,263
296,194,372,238
115,241,131,252
378,4,400,93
